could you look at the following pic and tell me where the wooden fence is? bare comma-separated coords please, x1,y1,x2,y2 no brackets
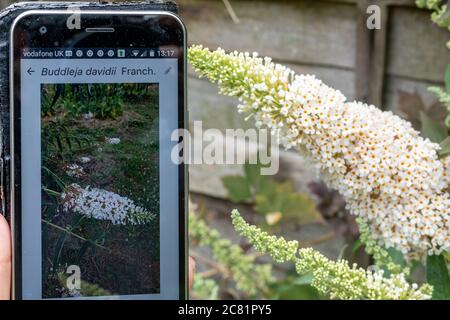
1,0,449,198
181,0,449,118
179,0,450,198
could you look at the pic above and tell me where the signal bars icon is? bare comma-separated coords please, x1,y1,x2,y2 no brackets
119,49,152,58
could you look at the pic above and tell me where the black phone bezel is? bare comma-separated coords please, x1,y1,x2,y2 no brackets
10,10,187,300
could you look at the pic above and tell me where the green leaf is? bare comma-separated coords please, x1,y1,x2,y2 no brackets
244,163,278,197
254,177,277,198
244,163,262,188
420,111,448,143
281,184,324,225
445,64,450,94
221,175,252,203
254,181,293,215
438,136,450,158
426,254,450,300
436,5,450,29
351,239,362,253
254,181,324,225
387,247,406,266
293,274,314,286
381,247,407,276
254,194,281,216
268,280,320,300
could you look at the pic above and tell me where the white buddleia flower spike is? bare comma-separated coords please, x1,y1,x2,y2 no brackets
61,184,156,225
189,46,450,260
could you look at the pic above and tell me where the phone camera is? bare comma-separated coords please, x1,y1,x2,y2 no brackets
39,26,47,35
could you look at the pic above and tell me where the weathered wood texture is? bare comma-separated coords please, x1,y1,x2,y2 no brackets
387,6,449,82
181,0,449,120
1,1,447,199
179,0,450,198
182,0,357,69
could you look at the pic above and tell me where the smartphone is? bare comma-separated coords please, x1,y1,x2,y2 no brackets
9,10,187,300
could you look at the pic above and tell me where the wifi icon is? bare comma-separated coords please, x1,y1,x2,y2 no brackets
132,50,140,57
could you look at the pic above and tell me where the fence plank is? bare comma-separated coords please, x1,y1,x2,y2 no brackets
386,6,450,82
384,76,441,113
355,0,372,102
179,0,357,69
370,3,389,108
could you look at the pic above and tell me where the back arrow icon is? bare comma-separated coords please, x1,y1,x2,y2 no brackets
27,67,35,75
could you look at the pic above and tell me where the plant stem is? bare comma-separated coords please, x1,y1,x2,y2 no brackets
41,218,110,252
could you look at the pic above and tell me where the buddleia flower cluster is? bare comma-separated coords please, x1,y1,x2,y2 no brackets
60,183,155,225
188,46,450,260
106,137,121,145
79,156,92,164
357,217,410,276
192,275,220,300
189,212,272,296
232,210,433,300
64,163,85,178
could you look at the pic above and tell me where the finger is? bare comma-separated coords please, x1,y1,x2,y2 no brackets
0,214,11,300
188,256,196,290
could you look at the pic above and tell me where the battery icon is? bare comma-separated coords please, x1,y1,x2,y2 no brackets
149,50,155,57
117,49,125,58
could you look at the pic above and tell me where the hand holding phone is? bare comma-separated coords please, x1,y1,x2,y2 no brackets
0,215,11,300
8,9,187,300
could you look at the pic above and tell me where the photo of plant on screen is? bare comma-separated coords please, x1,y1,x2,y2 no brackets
40,83,160,298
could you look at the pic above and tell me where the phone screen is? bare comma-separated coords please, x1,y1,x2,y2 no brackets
11,12,186,300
